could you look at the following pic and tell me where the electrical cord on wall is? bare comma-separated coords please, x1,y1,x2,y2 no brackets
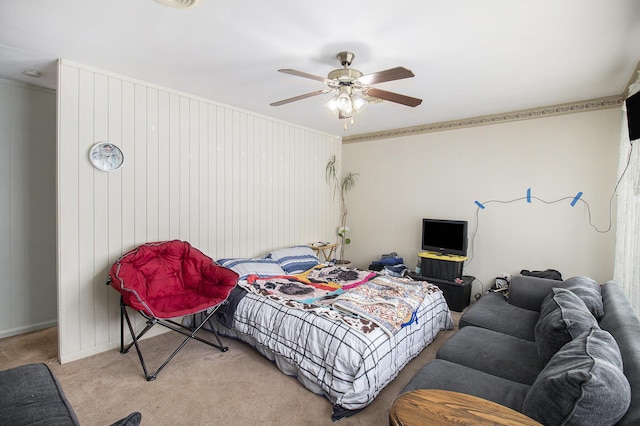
465,140,634,268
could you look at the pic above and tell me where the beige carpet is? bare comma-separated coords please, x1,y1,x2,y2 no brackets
0,312,460,426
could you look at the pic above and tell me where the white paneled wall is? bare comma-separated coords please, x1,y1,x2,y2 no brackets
57,60,340,363
0,79,57,338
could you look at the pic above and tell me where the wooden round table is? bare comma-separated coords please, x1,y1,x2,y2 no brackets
389,389,542,426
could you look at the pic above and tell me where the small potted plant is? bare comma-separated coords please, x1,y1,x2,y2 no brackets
326,155,358,265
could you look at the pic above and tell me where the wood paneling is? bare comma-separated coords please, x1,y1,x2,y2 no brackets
57,61,340,362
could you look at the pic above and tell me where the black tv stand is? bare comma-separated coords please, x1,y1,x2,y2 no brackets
408,272,474,312
418,251,466,282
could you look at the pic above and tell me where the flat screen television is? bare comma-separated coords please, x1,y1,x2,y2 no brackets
421,218,468,256
627,91,640,141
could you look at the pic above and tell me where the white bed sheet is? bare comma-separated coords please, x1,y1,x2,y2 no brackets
208,280,453,418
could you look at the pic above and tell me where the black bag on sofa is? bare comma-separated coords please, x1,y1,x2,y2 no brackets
520,269,562,281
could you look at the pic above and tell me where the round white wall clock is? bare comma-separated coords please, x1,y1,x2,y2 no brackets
89,142,124,171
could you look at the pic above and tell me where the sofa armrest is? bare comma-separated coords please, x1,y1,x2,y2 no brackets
508,275,562,311
599,281,640,426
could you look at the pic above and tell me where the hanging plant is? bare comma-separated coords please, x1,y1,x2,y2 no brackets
326,155,358,263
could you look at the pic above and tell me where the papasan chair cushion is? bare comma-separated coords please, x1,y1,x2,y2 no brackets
110,240,238,319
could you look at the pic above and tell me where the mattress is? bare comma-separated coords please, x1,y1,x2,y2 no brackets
207,275,453,420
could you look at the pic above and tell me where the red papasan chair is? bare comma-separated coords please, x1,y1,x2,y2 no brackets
107,240,238,381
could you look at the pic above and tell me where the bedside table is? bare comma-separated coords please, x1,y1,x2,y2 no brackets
308,243,338,262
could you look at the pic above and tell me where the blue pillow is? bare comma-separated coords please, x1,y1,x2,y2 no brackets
268,246,320,274
217,257,285,280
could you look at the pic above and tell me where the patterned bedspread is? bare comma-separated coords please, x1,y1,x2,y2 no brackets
333,276,439,336
240,270,440,337
207,267,453,420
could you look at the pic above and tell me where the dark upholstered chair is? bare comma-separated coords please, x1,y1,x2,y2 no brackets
108,240,238,381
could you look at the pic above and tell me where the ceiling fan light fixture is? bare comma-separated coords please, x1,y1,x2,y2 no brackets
324,96,338,113
351,94,367,113
271,51,421,127
325,90,366,119
336,93,352,114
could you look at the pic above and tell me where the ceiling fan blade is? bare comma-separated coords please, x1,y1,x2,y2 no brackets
358,67,415,85
366,88,422,107
278,68,329,83
270,89,331,106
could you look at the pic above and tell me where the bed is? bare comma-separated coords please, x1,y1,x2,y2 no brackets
203,246,453,420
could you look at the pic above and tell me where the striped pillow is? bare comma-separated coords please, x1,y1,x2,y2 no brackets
217,257,285,280
268,246,320,274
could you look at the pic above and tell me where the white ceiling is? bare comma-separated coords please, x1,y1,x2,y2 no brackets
1,0,639,137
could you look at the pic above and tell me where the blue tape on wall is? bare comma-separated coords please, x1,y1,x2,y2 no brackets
474,201,485,209
526,188,531,203
570,192,583,207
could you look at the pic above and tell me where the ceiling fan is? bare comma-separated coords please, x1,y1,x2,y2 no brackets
270,51,422,122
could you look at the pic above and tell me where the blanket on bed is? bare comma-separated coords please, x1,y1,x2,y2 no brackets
241,265,377,304
240,273,379,334
239,268,439,337
332,276,438,336
299,265,377,289
244,274,342,306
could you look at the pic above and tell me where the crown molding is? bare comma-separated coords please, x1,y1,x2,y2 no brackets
625,59,640,97
343,95,624,144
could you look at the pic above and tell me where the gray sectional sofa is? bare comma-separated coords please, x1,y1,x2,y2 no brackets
0,363,141,425
401,275,640,426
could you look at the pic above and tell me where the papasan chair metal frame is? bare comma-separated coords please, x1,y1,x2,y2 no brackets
107,240,238,381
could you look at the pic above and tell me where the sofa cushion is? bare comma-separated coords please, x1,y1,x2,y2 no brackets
535,287,599,364
401,359,531,413
560,276,603,319
436,326,542,385
459,292,540,341
523,328,631,426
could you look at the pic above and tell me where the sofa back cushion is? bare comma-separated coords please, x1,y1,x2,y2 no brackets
507,275,561,311
523,328,630,426
535,287,599,364
559,276,604,319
